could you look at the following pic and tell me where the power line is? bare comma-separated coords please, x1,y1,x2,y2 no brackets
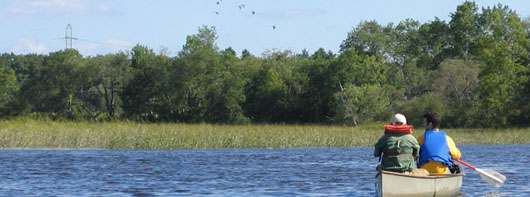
76,38,133,48
60,24,132,49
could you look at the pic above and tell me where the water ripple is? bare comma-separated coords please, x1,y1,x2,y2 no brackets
0,145,527,196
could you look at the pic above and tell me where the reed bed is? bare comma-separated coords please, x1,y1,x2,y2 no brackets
0,119,528,149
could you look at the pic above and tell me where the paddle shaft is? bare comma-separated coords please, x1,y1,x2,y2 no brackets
456,159,476,170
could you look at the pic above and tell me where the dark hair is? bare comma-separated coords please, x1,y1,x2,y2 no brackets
423,112,441,128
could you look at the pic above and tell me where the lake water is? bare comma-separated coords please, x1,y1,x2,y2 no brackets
0,145,527,196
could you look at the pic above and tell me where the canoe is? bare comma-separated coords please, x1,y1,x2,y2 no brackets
375,170,464,197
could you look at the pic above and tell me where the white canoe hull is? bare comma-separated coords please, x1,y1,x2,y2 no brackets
375,170,464,197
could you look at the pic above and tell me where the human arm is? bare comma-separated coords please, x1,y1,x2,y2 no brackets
374,137,383,157
409,135,420,158
417,135,424,146
415,135,424,161
446,135,461,160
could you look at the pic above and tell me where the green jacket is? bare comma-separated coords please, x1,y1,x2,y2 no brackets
374,133,420,172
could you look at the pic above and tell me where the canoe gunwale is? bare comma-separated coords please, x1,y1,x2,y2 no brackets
377,170,465,179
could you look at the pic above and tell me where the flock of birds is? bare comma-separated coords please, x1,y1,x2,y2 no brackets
213,0,276,30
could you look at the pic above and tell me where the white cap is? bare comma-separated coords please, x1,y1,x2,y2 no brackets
391,113,407,125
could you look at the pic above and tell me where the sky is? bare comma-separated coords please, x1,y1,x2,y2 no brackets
1,0,529,57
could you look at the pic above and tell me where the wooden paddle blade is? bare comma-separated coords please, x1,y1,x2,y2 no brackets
476,168,506,188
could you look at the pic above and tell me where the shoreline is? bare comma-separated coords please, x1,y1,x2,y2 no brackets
1,120,528,149
0,144,528,151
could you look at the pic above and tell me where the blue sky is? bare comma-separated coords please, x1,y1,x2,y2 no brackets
1,0,529,57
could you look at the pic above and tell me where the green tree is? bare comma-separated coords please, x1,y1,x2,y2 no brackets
385,60,429,100
295,48,336,122
0,67,18,115
333,49,385,87
340,20,394,61
1,53,45,87
396,92,446,127
432,59,480,127
84,53,130,120
417,18,450,70
121,45,170,120
245,50,306,123
328,49,386,124
475,4,528,127
244,65,288,122
0,53,45,115
448,1,481,59
434,59,480,106
170,26,249,123
19,49,84,118
334,83,391,125
202,48,248,123
74,56,102,120
170,26,221,122
391,19,422,65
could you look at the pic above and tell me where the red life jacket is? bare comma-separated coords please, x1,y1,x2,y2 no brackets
384,124,413,135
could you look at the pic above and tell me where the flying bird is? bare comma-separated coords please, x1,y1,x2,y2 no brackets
238,4,245,9
252,11,255,15
214,11,219,15
272,25,276,30
216,1,219,5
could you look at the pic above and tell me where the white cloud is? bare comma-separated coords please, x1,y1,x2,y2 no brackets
5,0,111,18
12,38,49,54
28,0,84,10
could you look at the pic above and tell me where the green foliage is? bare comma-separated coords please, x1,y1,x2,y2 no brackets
83,53,130,120
335,49,385,86
0,67,18,115
328,49,388,125
475,5,529,127
17,49,84,117
448,1,481,59
333,84,391,125
295,48,336,122
433,59,480,104
170,26,249,123
385,61,430,99
121,45,170,121
244,62,289,122
392,19,422,64
417,17,450,70
395,92,447,127
340,20,393,61
431,59,480,127
202,48,248,124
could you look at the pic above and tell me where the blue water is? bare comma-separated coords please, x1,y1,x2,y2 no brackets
0,145,527,196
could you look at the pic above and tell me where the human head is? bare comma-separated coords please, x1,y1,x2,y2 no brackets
390,113,407,125
423,112,441,130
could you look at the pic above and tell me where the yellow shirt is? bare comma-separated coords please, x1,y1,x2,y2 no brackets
417,134,461,174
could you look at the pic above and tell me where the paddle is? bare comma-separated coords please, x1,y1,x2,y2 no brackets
456,159,506,188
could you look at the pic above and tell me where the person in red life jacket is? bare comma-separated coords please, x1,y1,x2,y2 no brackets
375,114,428,175
417,112,461,174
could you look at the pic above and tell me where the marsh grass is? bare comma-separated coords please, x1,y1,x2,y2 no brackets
0,119,528,149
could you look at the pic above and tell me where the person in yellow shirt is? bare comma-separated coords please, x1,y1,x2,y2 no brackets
417,112,461,174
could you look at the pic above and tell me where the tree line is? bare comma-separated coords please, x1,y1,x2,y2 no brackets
1,2,529,127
